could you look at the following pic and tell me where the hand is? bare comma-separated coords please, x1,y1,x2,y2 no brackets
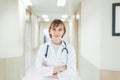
49,73,58,78
53,66,67,73
42,63,46,67
61,66,67,72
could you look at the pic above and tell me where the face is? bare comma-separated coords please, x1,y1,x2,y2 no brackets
49,24,64,40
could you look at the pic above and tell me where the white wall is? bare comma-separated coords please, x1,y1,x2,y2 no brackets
81,0,120,71
0,0,26,80
81,0,102,68
63,21,69,43
69,15,75,46
101,0,120,71
41,21,51,43
31,15,39,49
0,0,25,58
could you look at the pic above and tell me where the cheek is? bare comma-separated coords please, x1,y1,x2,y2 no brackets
61,31,65,35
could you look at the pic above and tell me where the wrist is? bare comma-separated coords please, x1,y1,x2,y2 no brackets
60,67,64,72
60,66,66,72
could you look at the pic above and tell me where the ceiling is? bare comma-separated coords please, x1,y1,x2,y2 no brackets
30,0,80,21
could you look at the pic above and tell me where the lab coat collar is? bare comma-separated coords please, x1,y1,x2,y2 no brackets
48,39,67,47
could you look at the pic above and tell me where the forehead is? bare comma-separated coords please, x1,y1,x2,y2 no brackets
51,23,64,28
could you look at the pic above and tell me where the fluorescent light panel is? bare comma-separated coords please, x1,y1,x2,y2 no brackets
44,18,50,22
61,15,68,18
41,15,48,18
57,0,66,6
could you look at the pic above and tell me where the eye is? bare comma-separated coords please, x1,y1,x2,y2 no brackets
52,28,56,31
59,28,63,31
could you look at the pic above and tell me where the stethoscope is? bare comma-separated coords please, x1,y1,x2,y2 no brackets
45,41,68,58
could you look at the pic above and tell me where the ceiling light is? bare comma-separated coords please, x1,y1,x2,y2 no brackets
44,18,50,22
42,15,48,19
61,15,68,19
57,0,66,6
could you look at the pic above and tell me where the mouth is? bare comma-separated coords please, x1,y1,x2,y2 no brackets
54,35,60,37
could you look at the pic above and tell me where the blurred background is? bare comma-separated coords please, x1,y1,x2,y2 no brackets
0,0,120,80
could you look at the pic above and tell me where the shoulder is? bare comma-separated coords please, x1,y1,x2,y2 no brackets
64,41,74,48
64,42,75,52
38,42,50,51
37,42,50,55
66,43,76,57
40,42,50,47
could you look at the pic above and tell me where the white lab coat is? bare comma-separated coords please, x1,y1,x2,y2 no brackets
35,40,76,80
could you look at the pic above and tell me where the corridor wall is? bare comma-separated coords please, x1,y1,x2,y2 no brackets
0,0,26,80
80,0,120,80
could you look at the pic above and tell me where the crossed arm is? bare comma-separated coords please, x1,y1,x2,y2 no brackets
42,63,67,78
36,46,76,79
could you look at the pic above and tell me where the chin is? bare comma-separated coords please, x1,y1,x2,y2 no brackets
53,37,61,40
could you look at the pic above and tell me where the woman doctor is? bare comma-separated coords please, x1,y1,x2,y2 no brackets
35,19,76,80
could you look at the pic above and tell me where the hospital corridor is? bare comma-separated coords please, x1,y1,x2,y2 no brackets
0,0,120,80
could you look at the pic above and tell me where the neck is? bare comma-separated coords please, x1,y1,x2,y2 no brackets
52,39,62,45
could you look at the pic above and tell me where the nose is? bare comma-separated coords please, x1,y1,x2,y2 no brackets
54,30,59,34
